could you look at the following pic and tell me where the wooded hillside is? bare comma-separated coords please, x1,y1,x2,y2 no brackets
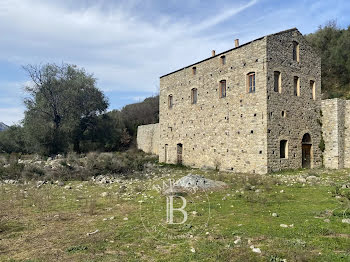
305,21,350,99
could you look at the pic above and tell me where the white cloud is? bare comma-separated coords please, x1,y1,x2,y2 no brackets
0,0,259,94
0,107,24,125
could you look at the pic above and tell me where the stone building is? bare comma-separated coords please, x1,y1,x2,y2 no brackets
137,28,350,174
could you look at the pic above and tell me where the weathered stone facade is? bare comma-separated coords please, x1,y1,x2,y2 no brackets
136,123,159,155
137,28,345,173
154,28,322,174
321,99,350,169
265,29,322,172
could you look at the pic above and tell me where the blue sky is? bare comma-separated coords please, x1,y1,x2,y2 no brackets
0,0,350,125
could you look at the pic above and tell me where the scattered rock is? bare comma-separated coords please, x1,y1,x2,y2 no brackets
36,181,46,188
272,213,278,217
101,192,109,197
324,219,330,223
234,238,241,244
57,181,65,187
64,185,72,190
342,218,350,224
163,174,227,195
86,229,99,236
123,217,128,221
298,177,307,183
250,245,261,254
190,247,196,253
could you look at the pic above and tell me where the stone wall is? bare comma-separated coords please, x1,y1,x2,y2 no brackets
136,123,159,155
159,36,268,174
321,99,350,169
266,29,322,172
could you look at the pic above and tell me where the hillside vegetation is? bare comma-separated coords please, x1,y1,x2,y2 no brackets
305,21,350,99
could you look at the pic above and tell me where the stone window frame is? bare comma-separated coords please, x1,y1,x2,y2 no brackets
219,80,226,98
273,71,282,93
168,94,173,109
191,88,198,104
246,72,256,93
280,139,288,159
292,41,300,62
293,76,300,97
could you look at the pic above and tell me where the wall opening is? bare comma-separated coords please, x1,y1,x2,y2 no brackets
310,80,316,100
168,95,173,109
191,88,198,104
280,140,288,159
274,71,281,93
302,133,312,168
294,76,300,96
293,41,300,62
220,55,226,65
247,72,256,93
177,143,183,165
219,80,226,98
164,144,168,163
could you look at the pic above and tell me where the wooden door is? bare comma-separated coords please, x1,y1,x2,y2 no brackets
177,144,183,165
302,144,311,168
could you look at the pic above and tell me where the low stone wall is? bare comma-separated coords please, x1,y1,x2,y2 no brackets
321,99,350,169
136,123,159,155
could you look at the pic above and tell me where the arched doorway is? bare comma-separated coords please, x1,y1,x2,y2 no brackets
302,133,312,168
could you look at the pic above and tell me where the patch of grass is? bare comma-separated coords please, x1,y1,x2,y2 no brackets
66,245,88,253
1,166,350,261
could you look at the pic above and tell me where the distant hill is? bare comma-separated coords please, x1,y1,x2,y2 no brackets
0,122,9,131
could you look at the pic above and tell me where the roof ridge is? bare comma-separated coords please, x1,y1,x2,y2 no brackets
160,28,299,79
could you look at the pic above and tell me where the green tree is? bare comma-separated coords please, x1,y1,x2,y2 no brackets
305,21,350,98
23,63,108,155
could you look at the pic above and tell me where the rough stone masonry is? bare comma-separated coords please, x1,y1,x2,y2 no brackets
137,28,350,174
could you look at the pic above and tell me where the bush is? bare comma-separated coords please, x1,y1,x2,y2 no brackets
86,150,150,177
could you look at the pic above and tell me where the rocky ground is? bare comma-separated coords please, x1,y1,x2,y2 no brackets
0,154,349,261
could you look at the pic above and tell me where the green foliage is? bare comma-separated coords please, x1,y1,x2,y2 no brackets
22,63,109,155
305,21,350,98
0,125,27,153
319,135,326,152
86,150,150,177
121,95,159,139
